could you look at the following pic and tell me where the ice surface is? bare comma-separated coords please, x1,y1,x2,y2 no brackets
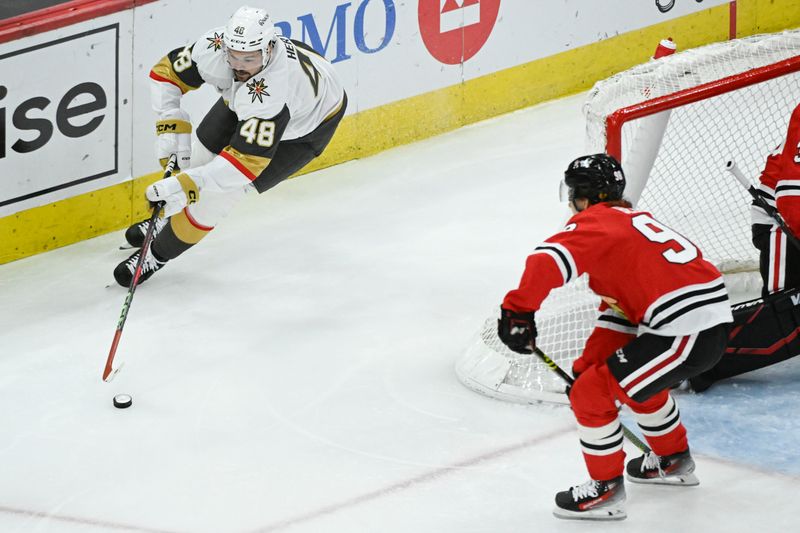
0,93,797,532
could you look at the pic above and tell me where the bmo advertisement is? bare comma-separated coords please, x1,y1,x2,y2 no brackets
0,0,731,217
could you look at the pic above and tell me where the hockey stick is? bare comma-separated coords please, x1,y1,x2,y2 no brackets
102,155,177,382
531,346,652,454
726,160,800,252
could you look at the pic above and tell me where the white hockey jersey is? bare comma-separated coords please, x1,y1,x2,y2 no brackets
149,29,345,189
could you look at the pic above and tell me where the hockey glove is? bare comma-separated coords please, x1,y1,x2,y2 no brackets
155,109,192,170
497,308,537,354
571,357,590,379
146,173,200,218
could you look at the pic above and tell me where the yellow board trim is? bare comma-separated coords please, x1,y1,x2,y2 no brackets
2,2,800,265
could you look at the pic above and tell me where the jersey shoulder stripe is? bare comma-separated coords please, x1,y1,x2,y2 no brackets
531,243,577,284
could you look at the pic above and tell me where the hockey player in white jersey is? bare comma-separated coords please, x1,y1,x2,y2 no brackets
114,5,347,286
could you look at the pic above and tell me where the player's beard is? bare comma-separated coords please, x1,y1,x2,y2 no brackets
233,70,253,82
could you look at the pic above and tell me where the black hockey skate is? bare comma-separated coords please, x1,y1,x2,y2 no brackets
113,248,167,287
626,449,699,486
124,216,167,248
687,373,714,393
553,476,626,521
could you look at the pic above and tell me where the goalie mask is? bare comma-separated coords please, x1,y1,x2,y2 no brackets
560,153,626,205
223,6,277,70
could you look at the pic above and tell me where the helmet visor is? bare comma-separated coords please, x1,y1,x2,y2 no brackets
558,180,571,203
225,49,264,70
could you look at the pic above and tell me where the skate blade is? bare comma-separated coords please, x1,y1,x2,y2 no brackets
626,472,699,486
553,507,626,521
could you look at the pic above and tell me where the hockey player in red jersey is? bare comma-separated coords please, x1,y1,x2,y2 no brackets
752,101,800,295
689,102,800,391
497,154,732,520
114,5,347,287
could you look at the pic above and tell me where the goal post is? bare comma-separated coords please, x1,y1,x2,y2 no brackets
604,54,800,161
457,30,800,405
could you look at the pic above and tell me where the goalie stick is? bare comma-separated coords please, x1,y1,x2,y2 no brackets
726,159,800,252
102,154,177,382
531,347,652,454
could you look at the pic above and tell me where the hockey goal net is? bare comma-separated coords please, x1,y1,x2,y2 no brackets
457,30,800,404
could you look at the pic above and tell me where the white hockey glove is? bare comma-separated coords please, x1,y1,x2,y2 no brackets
155,109,192,170
146,173,200,218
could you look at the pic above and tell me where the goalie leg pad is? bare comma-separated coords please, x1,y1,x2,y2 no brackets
694,288,800,386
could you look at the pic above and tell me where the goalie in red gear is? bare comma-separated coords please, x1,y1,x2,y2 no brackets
689,102,800,392
498,154,732,521
752,101,800,295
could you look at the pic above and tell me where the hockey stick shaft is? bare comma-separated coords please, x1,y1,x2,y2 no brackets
102,155,177,382
726,160,800,252
532,347,652,453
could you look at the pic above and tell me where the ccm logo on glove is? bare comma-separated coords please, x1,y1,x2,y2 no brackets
145,173,200,217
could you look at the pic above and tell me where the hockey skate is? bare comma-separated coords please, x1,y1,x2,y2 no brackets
123,216,167,249
626,449,699,486
113,248,167,287
687,373,714,393
553,476,626,521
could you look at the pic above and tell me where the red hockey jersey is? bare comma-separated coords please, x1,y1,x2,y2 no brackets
755,102,800,235
503,203,732,339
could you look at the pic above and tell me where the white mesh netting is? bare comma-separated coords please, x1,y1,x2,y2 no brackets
587,30,800,270
457,30,800,404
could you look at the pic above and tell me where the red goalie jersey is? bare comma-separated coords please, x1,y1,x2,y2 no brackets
755,102,800,235
503,203,732,368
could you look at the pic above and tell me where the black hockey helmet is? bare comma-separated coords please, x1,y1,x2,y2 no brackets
561,153,626,205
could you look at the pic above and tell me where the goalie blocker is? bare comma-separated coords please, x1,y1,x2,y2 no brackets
690,287,800,392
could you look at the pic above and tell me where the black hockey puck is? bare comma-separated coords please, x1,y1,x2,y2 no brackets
113,394,133,409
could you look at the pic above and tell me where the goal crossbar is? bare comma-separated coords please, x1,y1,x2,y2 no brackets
607,54,800,159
